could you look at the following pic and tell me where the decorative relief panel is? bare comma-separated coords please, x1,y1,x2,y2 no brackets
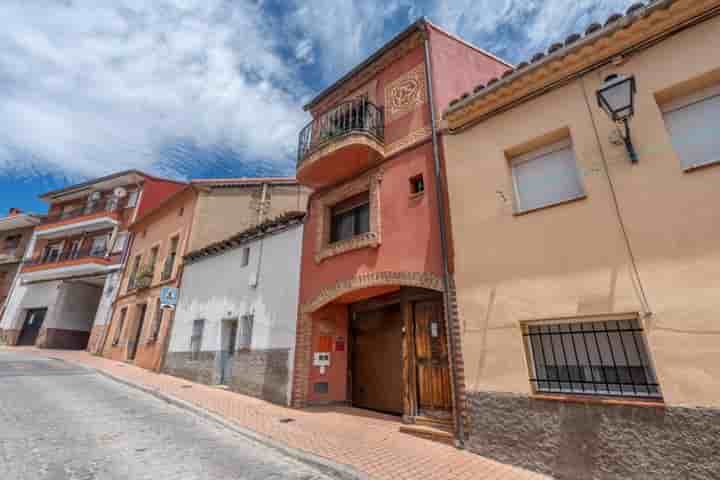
314,169,383,263
385,63,427,121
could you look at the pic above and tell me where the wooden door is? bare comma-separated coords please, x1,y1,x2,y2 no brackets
219,319,238,385
351,305,403,415
127,304,147,361
18,309,46,346
414,300,452,412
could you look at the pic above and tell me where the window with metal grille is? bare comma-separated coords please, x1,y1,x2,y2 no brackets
190,319,204,360
523,318,661,399
330,191,370,243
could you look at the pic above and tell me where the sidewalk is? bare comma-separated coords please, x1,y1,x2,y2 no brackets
15,347,548,480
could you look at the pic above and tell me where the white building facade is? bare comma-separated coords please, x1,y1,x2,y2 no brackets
164,213,304,405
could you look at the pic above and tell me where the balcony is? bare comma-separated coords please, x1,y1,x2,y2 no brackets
22,246,116,281
297,99,385,188
0,247,21,265
36,199,123,238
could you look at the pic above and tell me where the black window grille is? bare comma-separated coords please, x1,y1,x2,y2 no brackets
523,318,661,399
330,192,370,243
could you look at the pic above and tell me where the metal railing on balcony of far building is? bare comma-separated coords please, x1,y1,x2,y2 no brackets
43,197,125,225
25,246,108,266
297,98,384,166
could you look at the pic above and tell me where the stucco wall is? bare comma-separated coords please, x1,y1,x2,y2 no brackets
443,14,720,409
188,184,308,253
166,223,303,404
0,280,62,332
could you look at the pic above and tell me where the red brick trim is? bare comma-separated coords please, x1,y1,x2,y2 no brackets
291,271,444,408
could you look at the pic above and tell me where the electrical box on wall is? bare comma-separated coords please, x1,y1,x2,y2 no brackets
313,352,331,375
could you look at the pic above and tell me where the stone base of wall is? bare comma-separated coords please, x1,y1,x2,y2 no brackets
465,391,720,480
0,329,20,346
164,349,291,405
86,325,106,354
37,328,90,350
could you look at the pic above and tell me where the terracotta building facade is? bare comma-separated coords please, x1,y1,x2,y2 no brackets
291,19,509,440
442,1,720,478
0,171,185,350
100,178,308,372
0,209,42,337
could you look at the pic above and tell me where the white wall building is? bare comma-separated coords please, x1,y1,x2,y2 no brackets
164,212,304,405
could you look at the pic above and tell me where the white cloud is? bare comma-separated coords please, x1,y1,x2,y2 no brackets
0,0,641,181
0,0,310,179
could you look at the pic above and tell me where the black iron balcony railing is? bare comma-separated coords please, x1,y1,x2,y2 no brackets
43,198,125,225
297,98,384,166
26,246,108,266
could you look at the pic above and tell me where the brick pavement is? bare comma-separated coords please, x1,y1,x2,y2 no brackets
14,347,549,480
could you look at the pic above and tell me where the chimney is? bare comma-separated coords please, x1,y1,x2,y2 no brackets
8,208,22,216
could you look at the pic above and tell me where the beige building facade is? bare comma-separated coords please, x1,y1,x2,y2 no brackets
442,1,720,478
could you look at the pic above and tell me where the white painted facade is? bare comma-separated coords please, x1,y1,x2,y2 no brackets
168,222,303,402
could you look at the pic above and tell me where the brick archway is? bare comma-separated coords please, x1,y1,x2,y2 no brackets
291,271,444,408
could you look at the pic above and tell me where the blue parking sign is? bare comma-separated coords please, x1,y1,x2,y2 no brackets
160,287,179,309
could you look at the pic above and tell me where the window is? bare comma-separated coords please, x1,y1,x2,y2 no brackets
3,235,21,249
178,207,184,217
511,139,584,213
162,236,179,281
148,246,159,277
126,190,139,208
128,255,141,290
68,239,82,259
330,192,370,243
42,243,62,263
149,299,163,342
190,319,205,360
409,174,425,195
113,308,127,346
523,318,661,399
662,84,720,170
90,235,108,256
238,314,254,350
241,247,250,267
112,232,129,254
60,204,75,220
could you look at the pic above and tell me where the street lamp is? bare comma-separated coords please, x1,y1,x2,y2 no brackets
596,74,638,163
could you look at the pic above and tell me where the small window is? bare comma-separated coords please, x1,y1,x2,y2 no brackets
241,247,250,267
313,382,329,394
190,319,205,360
90,235,108,257
126,190,139,208
330,191,370,243
178,207,184,217
112,232,129,254
511,139,584,213
523,318,661,399
113,308,127,346
162,236,180,281
128,255,141,290
238,314,254,350
409,174,425,195
662,84,720,170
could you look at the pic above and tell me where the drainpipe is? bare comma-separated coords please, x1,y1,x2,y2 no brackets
422,25,466,447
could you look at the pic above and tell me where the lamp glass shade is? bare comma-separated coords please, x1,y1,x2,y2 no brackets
597,75,636,122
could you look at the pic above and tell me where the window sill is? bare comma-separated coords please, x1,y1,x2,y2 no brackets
315,231,380,263
682,158,720,173
530,393,665,408
409,191,425,200
513,194,587,216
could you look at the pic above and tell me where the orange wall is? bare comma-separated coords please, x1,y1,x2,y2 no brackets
299,142,443,307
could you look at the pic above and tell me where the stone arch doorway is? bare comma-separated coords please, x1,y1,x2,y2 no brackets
291,271,452,424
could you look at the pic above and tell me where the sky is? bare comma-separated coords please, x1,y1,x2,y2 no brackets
0,0,638,214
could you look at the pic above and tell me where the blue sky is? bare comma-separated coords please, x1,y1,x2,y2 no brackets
0,0,637,214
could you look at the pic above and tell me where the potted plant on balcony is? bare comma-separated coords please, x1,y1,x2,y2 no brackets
133,264,154,289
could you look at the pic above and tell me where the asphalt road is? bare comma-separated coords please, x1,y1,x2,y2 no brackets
0,350,331,480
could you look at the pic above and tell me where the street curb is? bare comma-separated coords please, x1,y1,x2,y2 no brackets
47,356,366,480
